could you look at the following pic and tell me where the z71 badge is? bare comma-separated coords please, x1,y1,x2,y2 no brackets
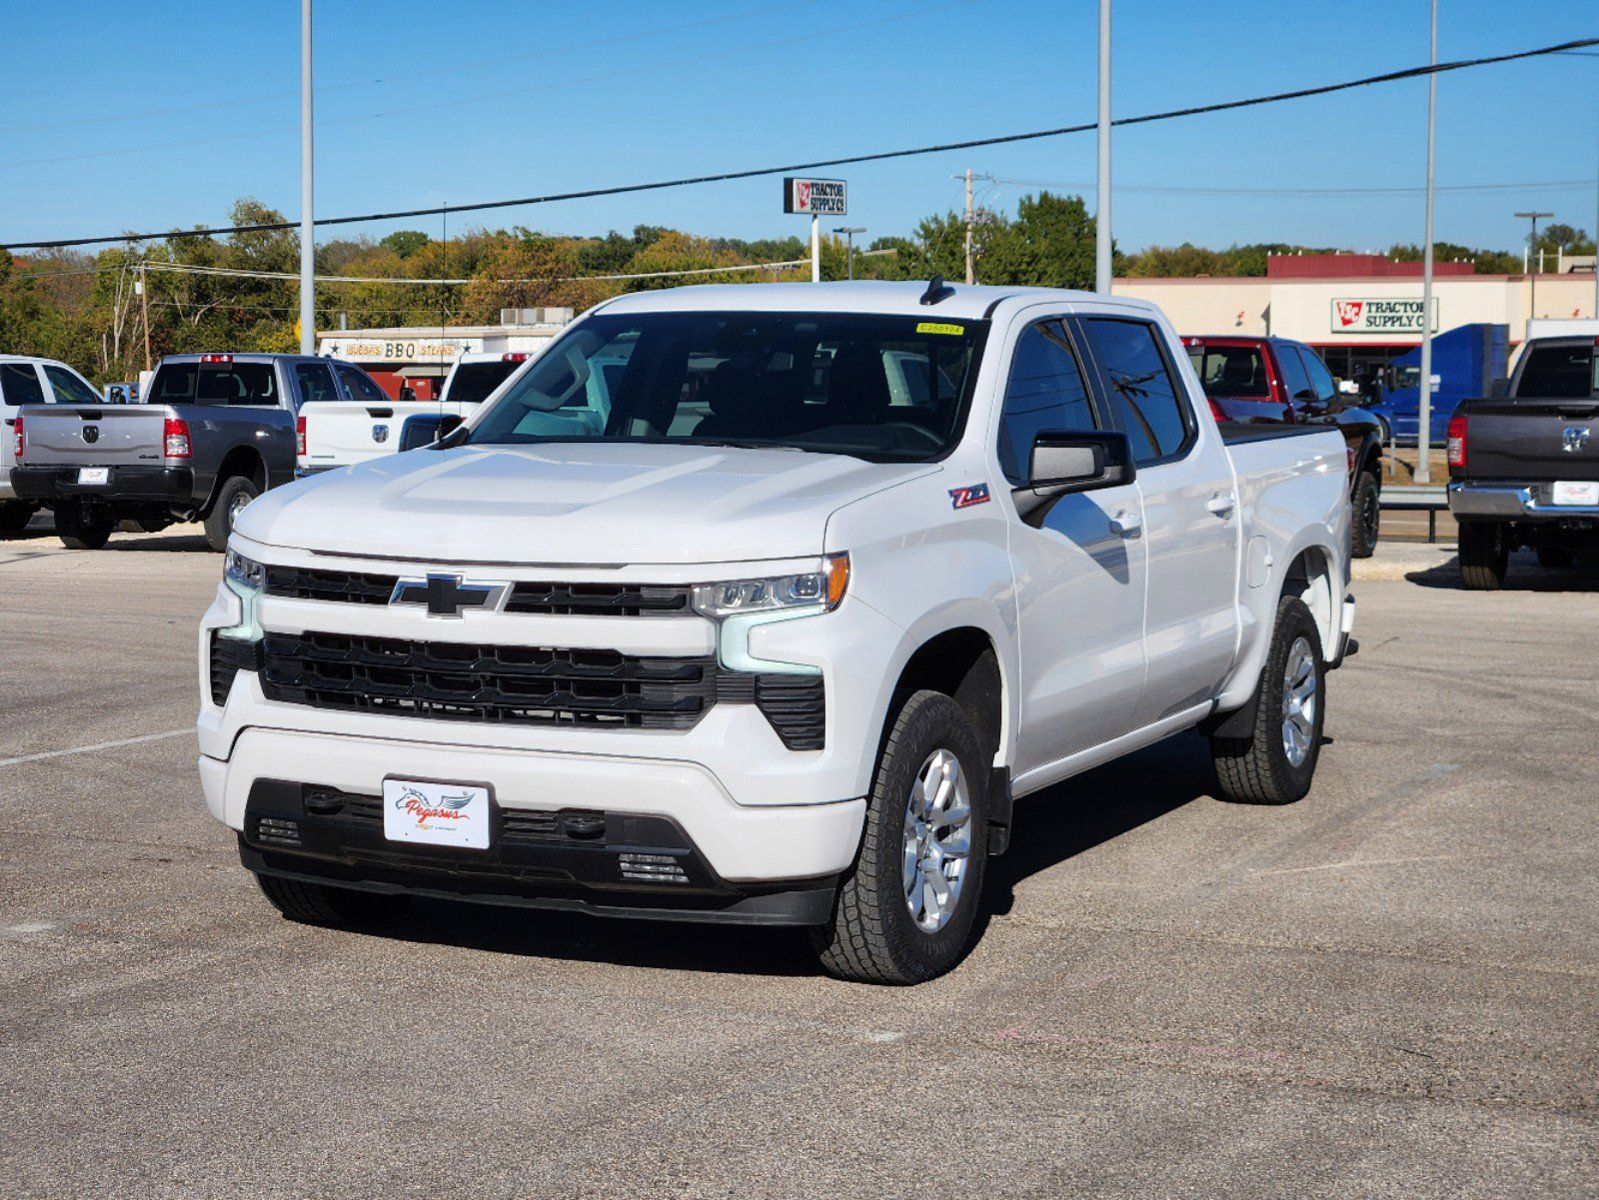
948,483,991,510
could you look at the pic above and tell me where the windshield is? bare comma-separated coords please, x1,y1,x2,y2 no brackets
446,361,521,405
1186,344,1270,399
465,312,988,462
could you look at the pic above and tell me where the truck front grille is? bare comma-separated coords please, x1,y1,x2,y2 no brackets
258,631,717,730
208,632,261,706
262,567,692,617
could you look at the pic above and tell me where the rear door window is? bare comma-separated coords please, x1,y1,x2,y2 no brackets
295,363,339,406
0,363,46,407
44,365,102,406
336,364,390,405
996,320,1098,484
1080,318,1191,463
1516,343,1597,398
445,362,519,405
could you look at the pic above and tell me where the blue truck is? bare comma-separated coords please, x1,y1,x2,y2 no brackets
1361,323,1509,448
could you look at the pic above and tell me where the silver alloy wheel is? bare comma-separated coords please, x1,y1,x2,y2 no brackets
1280,636,1318,767
901,748,973,933
228,489,253,526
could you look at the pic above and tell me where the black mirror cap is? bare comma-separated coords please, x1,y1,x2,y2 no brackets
1014,430,1135,523
397,412,465,452
398,386,418,403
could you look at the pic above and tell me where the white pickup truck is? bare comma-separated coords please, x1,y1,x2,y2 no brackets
296,352,536,476
199,281,1354,984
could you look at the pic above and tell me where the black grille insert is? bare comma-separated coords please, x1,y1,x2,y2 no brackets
208,632,261,706
754,675,827,751
262,566,692,618
259,631,716,730
264,565,397,605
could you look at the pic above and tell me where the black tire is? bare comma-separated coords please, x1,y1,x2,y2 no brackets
1350,469,1381,559
1536,545,1575,570
0,502,35,533
1459,522,1509,591
205,475,260,552
812,690,989,985
55,501,113,550
255,872,410,927
1211,596,1325,806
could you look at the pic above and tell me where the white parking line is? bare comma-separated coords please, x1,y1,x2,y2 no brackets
0,728,191,768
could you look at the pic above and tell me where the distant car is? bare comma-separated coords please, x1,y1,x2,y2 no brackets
0,355,106,533
296,350,545,475
1447,334,1599,588
8,353,381,552
1184,335,1386,558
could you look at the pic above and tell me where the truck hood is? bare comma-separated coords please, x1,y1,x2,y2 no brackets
236,442,937,565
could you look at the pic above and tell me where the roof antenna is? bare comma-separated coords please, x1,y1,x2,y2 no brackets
919,274,955,306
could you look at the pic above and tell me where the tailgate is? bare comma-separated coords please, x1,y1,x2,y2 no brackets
300,400,421,467
1460,399,1599,482
17,404,170,466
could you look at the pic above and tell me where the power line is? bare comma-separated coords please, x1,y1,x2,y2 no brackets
7,34,1596,252
979,175,1599,199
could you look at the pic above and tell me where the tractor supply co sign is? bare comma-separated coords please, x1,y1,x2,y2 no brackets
1331,298,1439,335
783,177,847,216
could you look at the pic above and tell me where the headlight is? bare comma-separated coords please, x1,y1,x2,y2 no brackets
225,549,265,591
691,554,849,619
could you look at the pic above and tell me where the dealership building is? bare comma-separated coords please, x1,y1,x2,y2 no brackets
1113,253,1599,378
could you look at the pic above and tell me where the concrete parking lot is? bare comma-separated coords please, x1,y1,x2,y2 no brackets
2,521,1596,1200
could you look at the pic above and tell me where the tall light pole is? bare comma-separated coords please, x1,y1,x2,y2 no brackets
1416,0,1438,485
1515,210,1554,337
298,0,315,355
835,226,866,280
1095,0,1112,294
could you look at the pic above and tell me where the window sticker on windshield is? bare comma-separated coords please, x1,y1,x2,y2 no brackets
917,322,965,336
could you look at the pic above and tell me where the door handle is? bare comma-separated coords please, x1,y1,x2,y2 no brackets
1109,509,1142,538
1207,492,1236,519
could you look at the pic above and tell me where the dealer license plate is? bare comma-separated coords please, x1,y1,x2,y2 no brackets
76,467,109,485
1552,480,1599,506
382,778,491,849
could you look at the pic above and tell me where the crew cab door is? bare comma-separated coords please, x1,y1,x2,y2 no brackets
1077,316,1239,727
1001,316,1148,772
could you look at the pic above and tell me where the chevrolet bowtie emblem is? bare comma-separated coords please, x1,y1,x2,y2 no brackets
389,573,508,617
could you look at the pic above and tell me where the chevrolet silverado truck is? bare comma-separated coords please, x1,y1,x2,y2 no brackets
297,351,541,476
1184,335,1386,558
9,353,375,552
1448,334,1599,588
199,281,1355,984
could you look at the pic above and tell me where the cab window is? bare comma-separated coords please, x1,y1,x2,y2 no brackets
996,320,1097,485
295,363,339,406
1081,318,1190,463
45,365,101,406
0,363,46,406
337,364,390,405
1296,347,1339,403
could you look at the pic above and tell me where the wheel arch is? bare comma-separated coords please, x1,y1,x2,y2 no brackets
202,446,267,515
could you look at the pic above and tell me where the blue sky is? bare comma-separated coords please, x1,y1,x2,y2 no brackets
4,0,1596,256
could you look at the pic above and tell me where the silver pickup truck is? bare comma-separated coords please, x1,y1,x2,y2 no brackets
9,353,379,551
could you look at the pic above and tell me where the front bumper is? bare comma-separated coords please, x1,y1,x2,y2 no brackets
10,464,192,504
1447,482,1599,521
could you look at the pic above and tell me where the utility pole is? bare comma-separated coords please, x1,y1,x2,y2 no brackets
1095,0,1112,294
1594,134,1598,318
298,0,315,355
1416,0,1438,485
963,169,975,284
1515,210,1554,337
138,260,151,372
835,227,866,280
810,214,820,283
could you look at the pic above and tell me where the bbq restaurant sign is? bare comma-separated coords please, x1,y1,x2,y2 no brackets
783,177,847,216
1330,298,1439,335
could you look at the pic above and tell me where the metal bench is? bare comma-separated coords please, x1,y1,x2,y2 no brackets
1381,485,1450,543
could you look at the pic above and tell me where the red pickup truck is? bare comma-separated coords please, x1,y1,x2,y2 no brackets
1184,335,1385,557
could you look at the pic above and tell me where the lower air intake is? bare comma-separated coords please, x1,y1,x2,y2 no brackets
618,852,690,885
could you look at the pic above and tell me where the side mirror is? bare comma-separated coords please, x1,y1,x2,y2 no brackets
397,413,465,452
1293,388,1319,403
398,386,418,403
1488,378,1508,399
1014,431,1135,523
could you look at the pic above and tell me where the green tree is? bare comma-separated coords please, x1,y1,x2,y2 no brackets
380,229,431,258
982,192,1098,289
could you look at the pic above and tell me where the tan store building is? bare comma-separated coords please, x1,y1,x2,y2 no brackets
1113,253,1598,379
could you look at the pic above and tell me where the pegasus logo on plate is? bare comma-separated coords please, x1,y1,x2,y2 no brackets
389,573,508,618
1562,425,1591,453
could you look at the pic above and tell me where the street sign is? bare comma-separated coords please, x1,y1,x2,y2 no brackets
783,177,847,216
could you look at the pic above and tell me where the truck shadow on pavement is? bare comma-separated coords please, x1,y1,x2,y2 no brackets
1405,550,1599,592
361,735,1217,980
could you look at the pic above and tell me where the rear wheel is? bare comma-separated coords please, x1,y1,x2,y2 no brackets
56,501,114,550
0,501,35,533
812,690,988,985
1459,522,1509,590
1211,596,1325,806
1350,469,1381,559
205,475,260,552
255,872,410,927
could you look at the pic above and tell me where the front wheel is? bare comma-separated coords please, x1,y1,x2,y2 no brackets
0,501,35,533
1459,522,1509,590
812,690,989,985
1350,469,1381,559
255,872,410,927
1211,596,1326,806
56,501,114,550
205,475,260,552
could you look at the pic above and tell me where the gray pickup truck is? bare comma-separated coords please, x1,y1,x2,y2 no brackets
1448,335,1599,588
9,353,371,552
